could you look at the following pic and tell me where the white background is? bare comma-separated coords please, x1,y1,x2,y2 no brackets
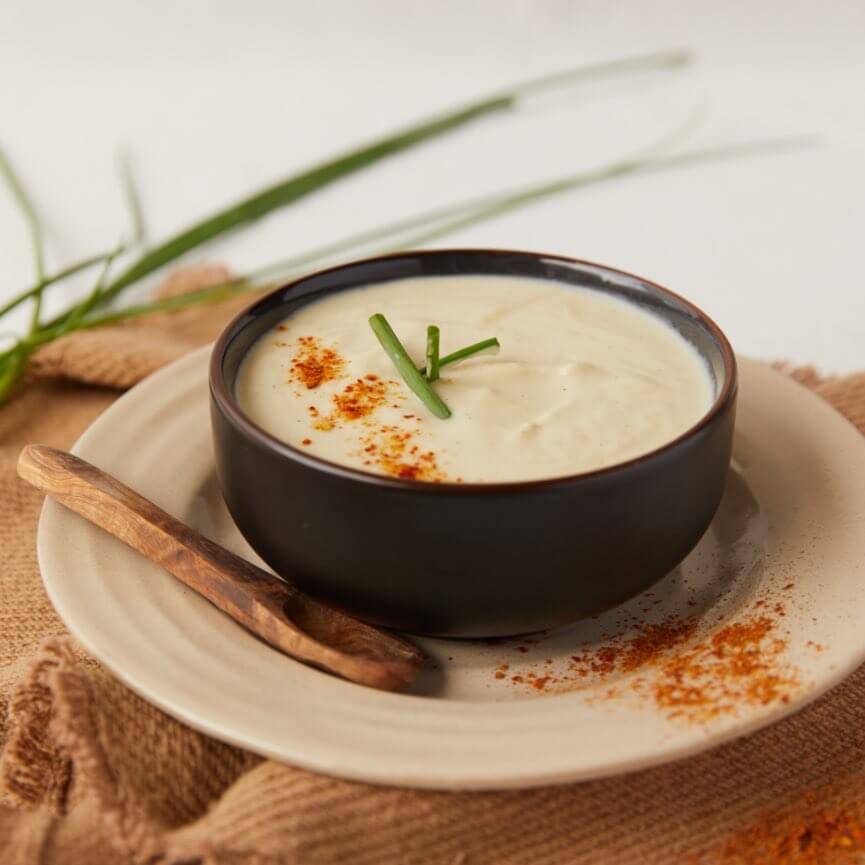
1,1,862,371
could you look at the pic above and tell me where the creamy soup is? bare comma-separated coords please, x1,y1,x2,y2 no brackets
237,275,714,483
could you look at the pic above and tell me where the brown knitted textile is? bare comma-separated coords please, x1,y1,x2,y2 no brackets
1,269,865,864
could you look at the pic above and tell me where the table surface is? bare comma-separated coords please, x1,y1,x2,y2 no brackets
1,0,862,371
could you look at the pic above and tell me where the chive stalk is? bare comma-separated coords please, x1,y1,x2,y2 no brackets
419,337,501,376
368,314,450,419
425,325,441,382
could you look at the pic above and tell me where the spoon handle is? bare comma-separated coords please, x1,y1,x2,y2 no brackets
18,444,422,691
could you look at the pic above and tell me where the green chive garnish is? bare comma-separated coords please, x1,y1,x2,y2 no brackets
426,325,441,382
419,336,500,377
440,337,500,369
368,314,451,419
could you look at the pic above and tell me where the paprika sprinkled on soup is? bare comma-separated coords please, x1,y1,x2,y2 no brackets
236,275,713,483
288,336,345,390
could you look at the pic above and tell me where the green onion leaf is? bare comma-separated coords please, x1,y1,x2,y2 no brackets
368,314,450,419
49,134,813,348
0,145,47,332
43,49,691,329
117,150,146,246
6,129,810,345
23,276,253,343
0,248,125,321
56,243,125,337
0,345,26,404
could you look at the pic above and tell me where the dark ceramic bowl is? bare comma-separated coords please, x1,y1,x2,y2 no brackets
210,249,736,638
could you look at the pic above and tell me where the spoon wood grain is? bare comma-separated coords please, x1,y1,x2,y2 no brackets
18,444,424,691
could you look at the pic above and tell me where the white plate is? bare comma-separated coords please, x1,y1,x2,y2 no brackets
37,348,865,790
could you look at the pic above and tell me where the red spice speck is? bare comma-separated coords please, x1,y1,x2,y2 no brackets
331,378,388,421
289,336,345,389
297,348,447,481
499,607,798,719
359,424,446,482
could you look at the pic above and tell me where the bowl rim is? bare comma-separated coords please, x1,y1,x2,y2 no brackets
210,247,738,494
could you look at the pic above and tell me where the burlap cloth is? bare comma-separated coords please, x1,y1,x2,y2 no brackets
1,265,864,864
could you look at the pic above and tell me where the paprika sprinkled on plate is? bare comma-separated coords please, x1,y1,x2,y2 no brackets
496,600,800,722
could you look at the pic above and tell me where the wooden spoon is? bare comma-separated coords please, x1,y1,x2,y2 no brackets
18,444,424,691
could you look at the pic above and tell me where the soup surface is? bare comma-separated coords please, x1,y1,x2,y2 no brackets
237,275,714,483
